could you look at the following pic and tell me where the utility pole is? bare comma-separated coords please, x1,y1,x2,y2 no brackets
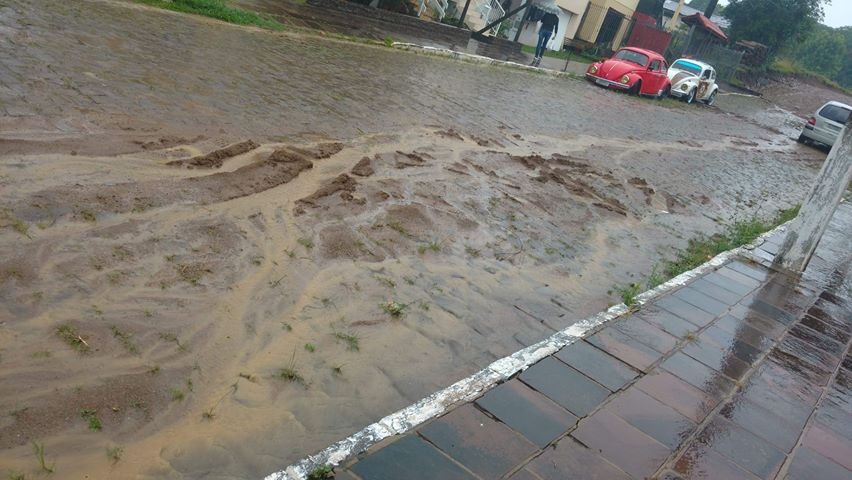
704,0,719,17
667,0,685,32
774,120,852,271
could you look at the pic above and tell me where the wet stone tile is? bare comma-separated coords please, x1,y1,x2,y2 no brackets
519,356,610,417
747,298,798,325
814,403,852,443
690,278,746,306
603,387,697,449
526,437,631,480
571,410,671,479
681,339,753,381
819,289,852,311
807,300,852,336
757,355,825,405
635,370,717,423
801,314,852,345
775,335,838,382
701,325,766,360
611,316,679,354
656,296,717,327
694,416,786,479
704,271,756,297
738,379,814,429
727,260,769,281
475,379,578,448
801,423,852,471
752,247,776,263
586,326,665,372
418,404,537,479
715,314,784,346
717,267,762,290
719,396,802,452
349,434,476,480
507,468,543,480
784,446,852,480
758,239,781,255
636,307,698,338
674,286,732,317
554,340,639,392
789,323,845,357
673,442,762,480
661,351,737,397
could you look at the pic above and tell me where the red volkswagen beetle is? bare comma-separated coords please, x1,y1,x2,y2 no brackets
585,47,671,99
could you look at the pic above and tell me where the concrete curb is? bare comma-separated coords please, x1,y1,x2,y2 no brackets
391,42,585,80
265,222,790,480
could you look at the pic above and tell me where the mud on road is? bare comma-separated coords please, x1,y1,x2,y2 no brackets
0,0,830,479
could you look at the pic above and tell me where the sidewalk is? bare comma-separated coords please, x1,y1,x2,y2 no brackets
283,201,852,480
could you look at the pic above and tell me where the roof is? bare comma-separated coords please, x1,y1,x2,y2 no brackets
680,12,727,41
663,0,730,29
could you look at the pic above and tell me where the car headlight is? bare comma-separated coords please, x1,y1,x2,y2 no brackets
589,65,598,74
621,75,630,84
681,84,688,91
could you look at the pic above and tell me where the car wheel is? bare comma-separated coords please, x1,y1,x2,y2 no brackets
657,85,670,100
685,88,696,104
797,133,809,144
629,81,641,96
705,91,716,106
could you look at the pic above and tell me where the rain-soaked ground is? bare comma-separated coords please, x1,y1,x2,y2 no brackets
0,0,835,479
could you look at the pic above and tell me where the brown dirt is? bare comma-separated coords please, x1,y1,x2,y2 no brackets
166,140,260,168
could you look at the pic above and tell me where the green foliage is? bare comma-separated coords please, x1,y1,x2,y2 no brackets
135,0,284,30
307,465,334,480
80,409,102,431
32,441,54,474
663,205,800,279
725,0,826,59
616,282,643,307
790,26,846,77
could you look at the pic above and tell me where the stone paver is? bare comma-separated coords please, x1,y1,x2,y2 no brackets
519,356,610,416
332,205,852,480
474,379,578,448
349,434,475,480
554,340,639,391
418,404,537,479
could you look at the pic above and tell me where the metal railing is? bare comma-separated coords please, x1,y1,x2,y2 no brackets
473,0,506,36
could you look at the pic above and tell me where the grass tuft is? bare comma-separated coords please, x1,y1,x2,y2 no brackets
381,299,406,317
135,0,284,30
80,409,102,431
106,445,123,464
307,464,334,480
57,324,91,354
333,331,360,351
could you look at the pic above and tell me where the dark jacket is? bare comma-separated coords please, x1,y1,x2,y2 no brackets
541,12,559,33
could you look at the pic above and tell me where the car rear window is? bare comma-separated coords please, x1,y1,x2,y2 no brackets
819,104,852,124
672,60,702,76
614,49,649,67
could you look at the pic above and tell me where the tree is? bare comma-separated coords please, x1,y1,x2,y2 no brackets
793,27,846,77
687,0,712,11
725,0,830,60
834,27,852,87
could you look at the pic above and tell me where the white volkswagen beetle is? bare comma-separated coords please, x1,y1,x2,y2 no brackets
667,58,719,105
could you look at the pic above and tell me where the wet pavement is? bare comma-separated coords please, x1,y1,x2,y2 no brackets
292,201,852,479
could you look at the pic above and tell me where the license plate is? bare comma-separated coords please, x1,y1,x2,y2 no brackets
595,79,608,86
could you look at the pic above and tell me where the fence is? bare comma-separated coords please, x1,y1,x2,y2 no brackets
473,0,506,36
665,27,744,82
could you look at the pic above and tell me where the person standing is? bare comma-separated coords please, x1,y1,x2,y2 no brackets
532,11,559,67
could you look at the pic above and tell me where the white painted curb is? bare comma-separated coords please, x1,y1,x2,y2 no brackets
264,224,788,480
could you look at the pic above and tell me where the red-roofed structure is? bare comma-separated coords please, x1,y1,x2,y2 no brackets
680,12,727,42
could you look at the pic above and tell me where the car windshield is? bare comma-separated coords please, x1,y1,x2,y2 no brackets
613,49,649,67
819,104,852,124
671,60,702,76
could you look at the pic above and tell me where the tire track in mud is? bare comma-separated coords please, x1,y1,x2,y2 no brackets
10,142,344,225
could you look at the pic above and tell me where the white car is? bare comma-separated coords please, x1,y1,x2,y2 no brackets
798,101,851,148
667,58,719,105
